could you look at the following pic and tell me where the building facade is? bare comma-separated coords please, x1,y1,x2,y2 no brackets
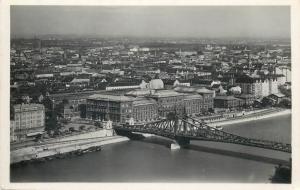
147,90,186,117
85,89,211,123
214,96,243,109
86,94,134,123
235,94,255,107
183,94,204,116
132,98,158,123
173,86,214,111
10,104,45,142
235,75,280,98
85,80,215,124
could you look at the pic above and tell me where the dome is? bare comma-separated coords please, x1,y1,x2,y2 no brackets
149,79,164,90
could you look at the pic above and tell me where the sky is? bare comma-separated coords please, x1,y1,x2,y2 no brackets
10,6,291,39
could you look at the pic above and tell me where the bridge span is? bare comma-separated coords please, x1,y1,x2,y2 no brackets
113,115,291,153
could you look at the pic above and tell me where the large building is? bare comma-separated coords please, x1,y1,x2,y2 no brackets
10,104,45,142
132,98,158,123
235,74,282,98
173,86,215,111
214,96,243,109
86,91,213,123
85,79,215,124
86,94,159,123
86,94,135,123
147,90,185,117
184,94,205,115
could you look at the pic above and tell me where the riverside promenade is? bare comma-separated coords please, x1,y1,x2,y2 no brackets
11,130,129,164
208,108,291,127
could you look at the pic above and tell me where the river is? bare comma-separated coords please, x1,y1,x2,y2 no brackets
10,114,291,183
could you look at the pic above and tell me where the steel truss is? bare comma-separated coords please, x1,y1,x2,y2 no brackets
113,115,291,153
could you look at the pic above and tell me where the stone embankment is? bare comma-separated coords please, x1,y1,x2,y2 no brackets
208,109,291,127
11,131,129,164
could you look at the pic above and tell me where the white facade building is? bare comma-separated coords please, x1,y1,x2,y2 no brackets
11,104,45,142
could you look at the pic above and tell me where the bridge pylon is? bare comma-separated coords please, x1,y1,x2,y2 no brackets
171,136,190,150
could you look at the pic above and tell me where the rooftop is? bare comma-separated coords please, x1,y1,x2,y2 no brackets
270,93,286,98
184,94,203,100
132,97,157,106
71,78,90,83
149,90,183,98
174,86,214,94
235,94,255,98
13,104,45,112
125,89,152,97
88,94,135,102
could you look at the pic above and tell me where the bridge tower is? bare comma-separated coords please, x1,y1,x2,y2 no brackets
171,114,190,150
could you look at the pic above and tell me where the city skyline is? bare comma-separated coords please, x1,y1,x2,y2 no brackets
11,6,290,39
8,5,292,184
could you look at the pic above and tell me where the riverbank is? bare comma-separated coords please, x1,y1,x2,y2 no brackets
11,135,129,164
208,109,291,127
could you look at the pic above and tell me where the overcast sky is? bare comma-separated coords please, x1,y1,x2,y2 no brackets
11,6,290,39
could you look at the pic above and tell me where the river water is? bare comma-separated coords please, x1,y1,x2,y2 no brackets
11,114,291,183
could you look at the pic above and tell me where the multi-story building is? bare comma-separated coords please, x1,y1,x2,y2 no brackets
234,94,255,107
86,94,134,123
85,90,213,122
10,104,45,142
183,94,204,116
235,74,280,98
147,90,186,117
214,96,243,109
173,86,215,111
132,98,158,123
85,79,215,123
86,94,159,124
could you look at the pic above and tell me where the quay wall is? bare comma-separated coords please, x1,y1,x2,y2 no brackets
208,109,291,127
11,135,129,164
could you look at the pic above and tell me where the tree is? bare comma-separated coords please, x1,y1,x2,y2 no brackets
79,125,86,130
79,104,87,118
62,98,69,105
278,98,291,108
201,108,209,115
61,118,70,124
278,85,291,97
261,97,275,107
95,121,103,128
166,112,176,120
69,127,75,132
45,111,58,133
270,164,291,183
54,102,64,118
42,97,54,112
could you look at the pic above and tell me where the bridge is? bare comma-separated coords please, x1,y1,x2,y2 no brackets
113,114,291,153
